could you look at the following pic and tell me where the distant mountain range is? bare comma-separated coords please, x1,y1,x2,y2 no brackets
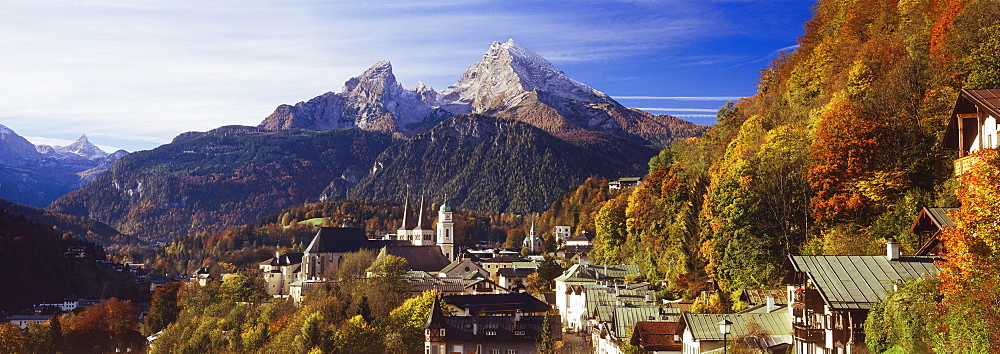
0,124,126,207
260,40,706,148
49,40,709,241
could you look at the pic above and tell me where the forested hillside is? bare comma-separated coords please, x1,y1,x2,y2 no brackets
348,114,655,215
525,0,1000,344
49,126,395,241
0,209,120,312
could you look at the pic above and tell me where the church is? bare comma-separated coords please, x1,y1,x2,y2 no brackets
298,195,459,281
391,194,457,262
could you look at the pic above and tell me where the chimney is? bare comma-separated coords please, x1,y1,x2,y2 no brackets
887,238,901,260
766,296,775,313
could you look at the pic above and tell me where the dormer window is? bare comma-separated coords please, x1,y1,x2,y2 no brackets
514,330,525,336
486,330,497,336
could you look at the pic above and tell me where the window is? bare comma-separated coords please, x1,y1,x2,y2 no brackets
440,328,446,336
491,350,502,354
486,330,497,336
514,330,525,336
507,350,517,354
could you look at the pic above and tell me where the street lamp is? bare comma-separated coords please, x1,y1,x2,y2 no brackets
718,318,733,354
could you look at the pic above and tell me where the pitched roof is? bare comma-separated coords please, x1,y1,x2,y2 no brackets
554,264,642,282
443,293,550,315
429,315,551,342
498,267,536,278
567,231,594,243
612,307,681,339
630,321,682,351
407,277,501,293
944,89,1000,150
382,245,450,272
788,255,941,310
584,287,656,319
425,297,446,329
304,227,370,254
680,306,791,341
740,289,787,305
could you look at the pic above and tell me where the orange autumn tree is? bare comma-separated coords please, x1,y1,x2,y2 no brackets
939,149,1000,351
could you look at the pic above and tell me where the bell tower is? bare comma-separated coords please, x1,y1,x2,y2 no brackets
436,198,455,261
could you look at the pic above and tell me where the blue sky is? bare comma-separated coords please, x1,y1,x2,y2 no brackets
0,0,815,152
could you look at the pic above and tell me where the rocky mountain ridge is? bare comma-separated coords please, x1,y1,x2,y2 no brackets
259,39,707,147
0,125,126,207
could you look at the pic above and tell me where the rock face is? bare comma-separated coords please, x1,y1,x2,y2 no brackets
259,61,454,134
259,40,708,148
0,125,126,207
440,39,612,113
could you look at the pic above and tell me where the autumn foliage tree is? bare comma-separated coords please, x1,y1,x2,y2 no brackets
937,149,1000,351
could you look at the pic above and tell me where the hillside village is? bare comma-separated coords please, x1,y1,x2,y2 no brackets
3,88,995,353
4,0,1000,353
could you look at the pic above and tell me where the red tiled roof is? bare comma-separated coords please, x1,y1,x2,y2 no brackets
630,321,682,351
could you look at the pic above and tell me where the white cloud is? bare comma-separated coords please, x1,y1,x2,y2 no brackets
0,0,762,150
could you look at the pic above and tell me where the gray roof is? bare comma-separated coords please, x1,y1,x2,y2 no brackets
382,245,450,272
923,208,957,228
613,307,681,339
681,306,791,341
554,264,642,283
788,255,941,310
585,287,656,319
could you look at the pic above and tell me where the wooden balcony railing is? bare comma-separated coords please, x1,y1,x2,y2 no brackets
793,324,824,344
955,154,981,177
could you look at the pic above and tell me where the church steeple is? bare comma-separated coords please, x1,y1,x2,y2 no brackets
437,195,456,261
416,193,425,230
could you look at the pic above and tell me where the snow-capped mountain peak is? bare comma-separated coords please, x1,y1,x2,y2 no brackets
58,135,110,160
440,39,611,112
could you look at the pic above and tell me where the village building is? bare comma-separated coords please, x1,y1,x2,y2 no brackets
497,267,536,291
676,302,791,354
7,314,52,329
784,241,941,354
406,272,510,296
521,220,545,255
609,177,643,190
424,296,560,354
553,264,643,331
909,207,957,257
944,88,1000,176
739,289,788,308
443,293,551,317
554,225,572,240
479,255,530,278
439,257,491,279
593,305,682,354
630,321,683,354
564,230,595,255
258,251,302,297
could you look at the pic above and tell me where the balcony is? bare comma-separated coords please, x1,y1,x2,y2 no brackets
791,289,824,311
793,324,824,343
955,154,981,177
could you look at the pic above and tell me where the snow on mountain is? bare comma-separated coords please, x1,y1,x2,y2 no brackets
259,61,453,133
439,39,612,112
58,135,110,160
0,123,43,165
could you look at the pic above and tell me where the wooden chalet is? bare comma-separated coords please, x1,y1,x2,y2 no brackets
783,241,941,354
944,88,1000,176
910,207,957,257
